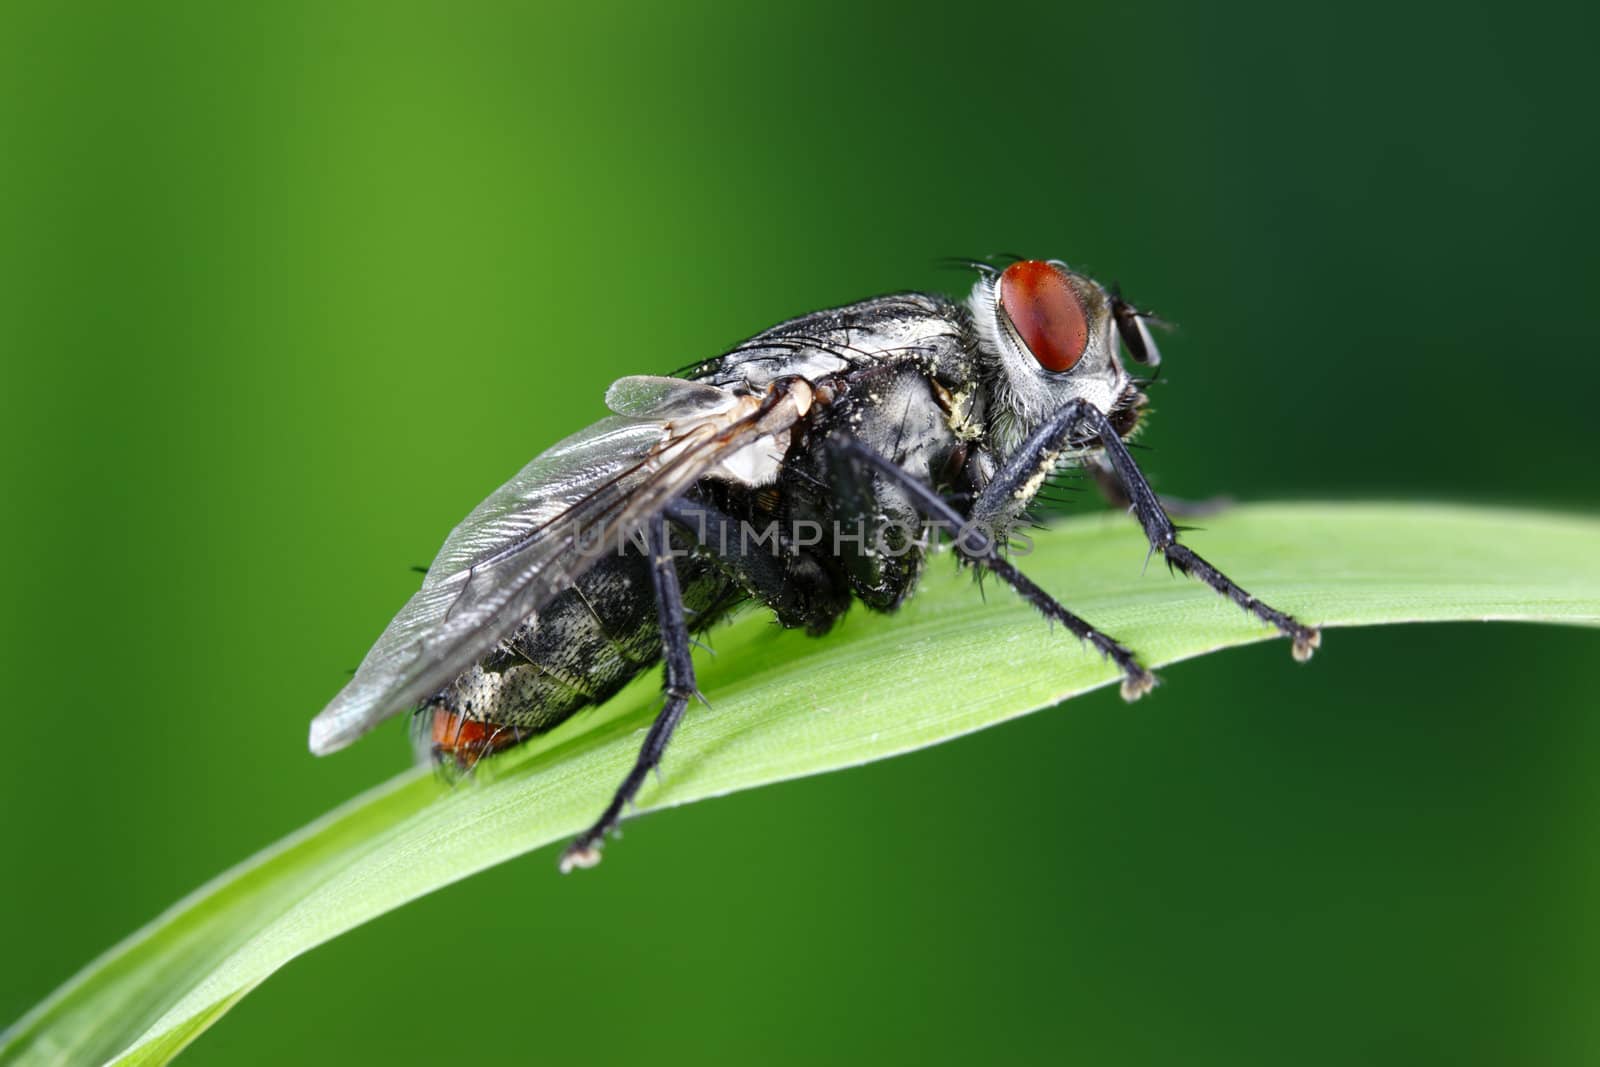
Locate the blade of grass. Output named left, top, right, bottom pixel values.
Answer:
left=5, top=503, right=1598, bottom=1066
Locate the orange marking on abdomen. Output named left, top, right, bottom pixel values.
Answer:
left=430, top=708, right=525, bottom=768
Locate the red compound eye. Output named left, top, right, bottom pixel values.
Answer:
left=998, top=260, right=1088, bottom=373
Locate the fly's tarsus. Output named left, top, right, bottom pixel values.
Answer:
left=1161, top=541, right=1322, bottom=657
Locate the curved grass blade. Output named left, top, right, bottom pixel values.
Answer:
left=5, top=503, right=1598, bottom=1066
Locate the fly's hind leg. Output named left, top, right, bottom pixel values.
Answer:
left=559, top=512, right=699, bottom=873
left=832, top=438, right=1157, bottom=702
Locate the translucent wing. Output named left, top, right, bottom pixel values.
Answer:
left=309, top=379, right=811, bottom=755
left=603, top=375, right=730, bottom=419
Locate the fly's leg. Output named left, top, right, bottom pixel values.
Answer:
left=975, top=400, right=1321, bottom=661
left=833, top=438, right=1157, bottom=701
left=559, top=512, right=698, bottom=873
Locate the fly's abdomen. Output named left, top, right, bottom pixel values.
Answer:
left=424, top=537, right=740, bottom=767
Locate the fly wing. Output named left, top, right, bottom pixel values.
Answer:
left=308, top=379, right=812, bottom=755
left=309, top=415, right=661, bottom=755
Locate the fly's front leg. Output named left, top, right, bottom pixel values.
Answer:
left=976, top=400, right=1321, bottom=661
left=559, top=512, right=699, bottom=873
left=833, top=438, right=1157, bottom=701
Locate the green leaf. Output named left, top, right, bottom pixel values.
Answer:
left=6, top=503, right=1598, bottom=1066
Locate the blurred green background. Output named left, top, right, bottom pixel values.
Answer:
left=3, top=0, right=1597, bottom=1063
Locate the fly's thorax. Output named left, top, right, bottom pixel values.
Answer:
left=773, top=361, right=967, bottom=612
left=967, top=261, right=1138, bottom=456
left=688, top=292, right=980, bottom=399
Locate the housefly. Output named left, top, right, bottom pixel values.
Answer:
left=310, top=258, right=1321, bottom=872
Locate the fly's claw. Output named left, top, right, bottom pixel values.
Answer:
left=559, top=841, right=603, bottom=874
left=1120, top=667, right=1157, bottom=702
left=1291, top=626, right=1323, bottom=663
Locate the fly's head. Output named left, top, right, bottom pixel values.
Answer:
left=967, top=259, right=1160, bottom=454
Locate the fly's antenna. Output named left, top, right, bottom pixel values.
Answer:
left=935, top=253, right=1028, bottom=277
left=937, top=257, right=999, bottom=277
left=1133, top=361, right=1166, bottom=389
